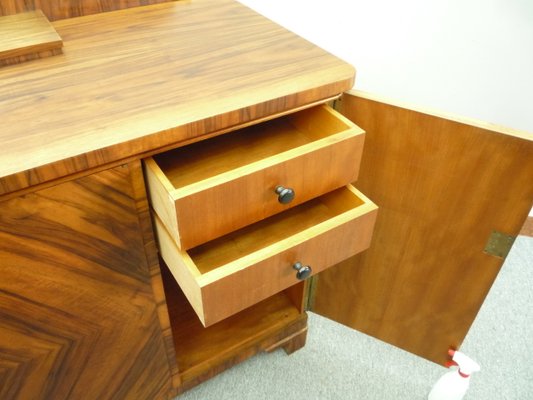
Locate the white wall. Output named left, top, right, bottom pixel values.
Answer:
left=239, top=0, right=533, bottom=216
left=239, top=0, right=533, bottom=134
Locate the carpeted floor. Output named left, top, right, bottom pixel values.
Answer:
left=175, top=236, right=533, bottom=399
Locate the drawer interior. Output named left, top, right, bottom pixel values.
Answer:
left=152, top=105, right=356, bottom=191
left=187, top=185, right=367, bottom=275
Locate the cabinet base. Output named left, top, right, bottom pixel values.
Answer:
left=265, top=327, right=308, bottom=355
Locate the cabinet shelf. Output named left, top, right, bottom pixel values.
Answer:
left=161, top=261, right=307, bottom=387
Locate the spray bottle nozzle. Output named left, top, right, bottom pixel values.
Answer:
left=447, top=349, right=480, bottom=377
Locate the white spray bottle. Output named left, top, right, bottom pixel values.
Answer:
left=428, top=349, right=480, bottom=400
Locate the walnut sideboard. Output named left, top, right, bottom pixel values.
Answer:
left=1, top=1, right=532, bottom=399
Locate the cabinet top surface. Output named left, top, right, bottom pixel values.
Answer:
left=0, top=0, right=354, bottom=195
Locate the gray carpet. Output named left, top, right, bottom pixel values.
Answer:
left=176, top=236, right=533, bottom=399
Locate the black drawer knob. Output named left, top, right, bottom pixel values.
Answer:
left=293, top=262, right=312, bottom=280
left=275, top=185, right=295, bottom=204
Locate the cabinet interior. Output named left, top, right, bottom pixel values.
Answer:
left=160, top=260, right=305, bottom=383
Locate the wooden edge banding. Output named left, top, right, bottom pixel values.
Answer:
left=127, top=160, right=181, bottom=393
left=0, top=47, right=63, bottom=67
left=346, top=90, right=533, bottom=141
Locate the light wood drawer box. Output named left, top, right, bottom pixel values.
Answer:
left=153, top=184, right=378, bottom=327
left=144, top=105, right=365, bottom=250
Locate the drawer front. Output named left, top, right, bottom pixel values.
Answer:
left=145, top=105, right=365, bottom=250
left=154, top=185, right=378, bottom=327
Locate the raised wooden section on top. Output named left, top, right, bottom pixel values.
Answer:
left=0, top=10, right=62, bottom=66
left=0, top=0, right=355, bottom=196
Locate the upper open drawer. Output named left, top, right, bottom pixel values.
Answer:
left=144, top=104, right=365, bottom=250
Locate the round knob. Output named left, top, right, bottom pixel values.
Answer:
left=275, top=185, right=295, bottom=204
left=292, top=262, right=312, bottom=280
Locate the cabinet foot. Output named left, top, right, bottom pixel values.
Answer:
left=265, top=327, right=308, bottom=355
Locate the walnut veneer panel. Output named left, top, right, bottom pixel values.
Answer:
left=0, top=11, right=63, bottom=67
left=0, top=0, right=174, bottom=21
left=313, top=91, right=533, bottom=365
left=0, top=165, right=174, bottom=399
left=0, top=0, right=355, bottom=195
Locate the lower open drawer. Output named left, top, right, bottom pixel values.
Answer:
left=154, top=184, right=377, bottom=327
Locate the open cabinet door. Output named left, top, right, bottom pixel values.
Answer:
left=312, top=90, right=533, bottom=365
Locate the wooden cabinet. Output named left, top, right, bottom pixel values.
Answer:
left=1, top=1, right=532, bottom=399
left=0, top=1, right=357, bottom=397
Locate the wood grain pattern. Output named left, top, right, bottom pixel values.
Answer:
left=0, top=0, right=174, bottom=21
left=161, top=262, right=308, bottom=393
left=0, top=11, right=63, bottom=67
left=0, top=0, right=355, bottom=196
left=156, top=185, right=377, bottom=326
left=146, top=105, right=365, bottom=249
left=313, top=91, right=533, bottom=365
left=0, top=165, right=174, bottom=399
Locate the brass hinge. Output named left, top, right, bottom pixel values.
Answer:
left=304, top=275, right=319, bottom=311
left=331, top=95, right=343, bottom=111
left=484, top=230, right=516, bottom=259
